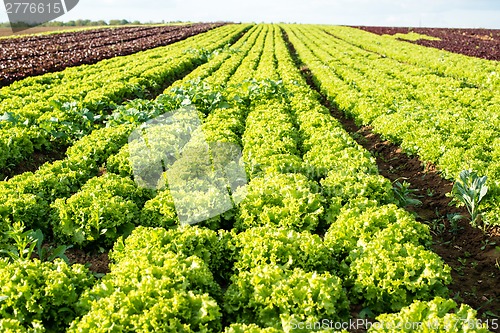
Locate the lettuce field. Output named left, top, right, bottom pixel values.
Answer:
left=0, top=23, right=499, bottom=332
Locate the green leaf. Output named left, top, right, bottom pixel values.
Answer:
left=49, top=99, right=63, bottom=109
left=29, top=229, right=44, bottom=257
left=0, top=112, right=17, bottom=123
left=359, top=307, right=374, bottom=319
left=484, top=310, right=499, bottom=318
left=47, top=245, right=73, bottom=264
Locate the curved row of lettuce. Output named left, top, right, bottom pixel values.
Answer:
left=0, top=124, right=136, bottom=241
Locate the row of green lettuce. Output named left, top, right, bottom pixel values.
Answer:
left=283, top=24, right=500, bottom=226
left=0, top=24, right=493, bottom=332
left=0, top=226, right=489, bottom=332
left=0, top=23, right=251, bottom=176
left=319, top=26, right=499, bottom=90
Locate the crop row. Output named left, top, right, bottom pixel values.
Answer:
left=322, top=26, right=499, bottom=89
left=354, top=26, right=500, bottom=61
left=0, top=23, right=227, bottom=86
left=0, top=24, right=492, bottom=332
left=283, top=24, right=500, bottom=226
left=0, top=24, right=250, bottom=177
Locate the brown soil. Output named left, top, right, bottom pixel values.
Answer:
left=65, top=248, right=110, bottom=274
left=1, top=146, right=67, bottom=180
left=31, top=244, right=110, bottom=274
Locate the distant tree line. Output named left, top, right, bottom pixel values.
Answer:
left=0, top=19, right=180, bottom=28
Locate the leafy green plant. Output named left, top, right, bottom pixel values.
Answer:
left=0, top=318, right=45, bottom=333
left=231, top=226, right=334, bottom=274
left=111, top=225, right=232, bottom=283
left=369, top=297, right=491, bottom=332
left=430, top=218, right=446, bottom=236
left=39, top=101, right=102, bottom=143
left=51, top=173, right=150, bottom=246
left=0, top=222, right=71, bottom=263
left=0, top=222, right=37, bottom=261
left=0, top=258, right=94, bottom=332
left=392, top=179, right=422, bottom=207
left=223, top=265, right=349, bottom=333
left=447, top=213, right=464, bottom=235
left=231, top=79, right=289, bottom=107
left=320, top=172, right=395, bottom=206
left=324, top=203, right=432, bottom=270
left=451, top=170, right=488, bottom=230
left=348, top=239, right=452, bottom=313
left=105, top=99, right=161, bottom=126
left=139, top=189, right=179, bottom=228
left=480, top=239, right=496, bottom=251
left=31, top=229, right=72, bottom=263
left=70, top=252, right=222, bottom=333
left=235, top=173, right=324, bottom=232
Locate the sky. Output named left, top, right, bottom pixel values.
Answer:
left=1, top=0, right=500, bottom=29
